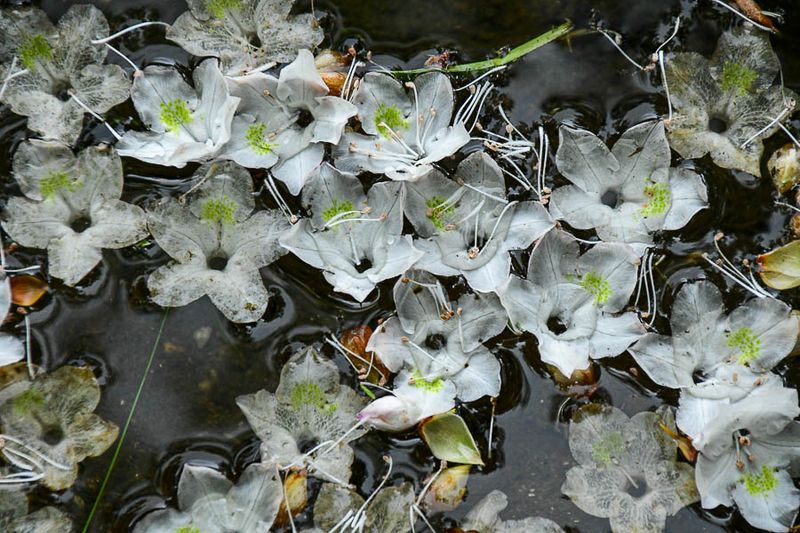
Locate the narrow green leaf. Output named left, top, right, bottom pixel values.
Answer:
left=419, top=412, right=484, bottom=465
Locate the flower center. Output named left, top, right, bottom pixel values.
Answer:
left=708, top=116, right=728, bottom=134
left=70, top=215, right=92, bottom=233
left=41, top=424, right=65, bottom=445
left=322, top=199, right=355, bottom=222
left=160, top=99, right=193, bottom=131
left=354, top=259, right=373, bottom=273
left=426, top=196, right=455, bottom=230
left=411, top=369, right=445, bottom=392
left=600, top=189, right=620, bottom=208
left=207, top=255, right=228, bottom=271
left=296, top=109, right=314, bottom=128
left=546, top=315, right=568, bottom=336
left=424, top=333, right=447, bottom=351
left=18, top=34, right=53, bottom=70
left=626, top=476, right=648, bottom=498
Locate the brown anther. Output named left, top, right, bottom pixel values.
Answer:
left=747, top=453, right=755, bottom=462
left=754, top=378, right=763, bottom=386
left=444, top=223, right=456, bottom=231
left=467, top=247, right=479, bottom=259
left=738, top=436, right=751, bottom=446
left=736, top=459, right=745, bottom=470
left=456, top=307, right=463, bottom=316
left=629, top=367, right=640, bottom=378
left=401, top=277, right=411, bottom=284
left=362, top=206, right=373, bottom=214
left=378, top=213, right=388, bottom=221
left=732, top=372, right=738, bottom=382
left=400, top=336, right=409, bottom=343
left=426, top=208, right=434, bottom=217
left=714, top=231, right=724, bottom=241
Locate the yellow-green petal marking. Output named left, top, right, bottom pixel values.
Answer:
left=207, top=0, right=242, bottom=19
left=411, top=369, right=445, bottom=392
left=740, top=465, right=779, bottom=496
left=40, top=170, right=82, bottom=199
left=580, top=271, right=612, bottom=305
left=726, top=327, right=761, bottom=365
left=19, top=34, right=53, bottom=70
left=200, top=195, right=238, bottom=225
left=639, top=182, right=670, bottom=218
left=245, top=123, right=276, bottom=156
left=721, top=61, right=758, bottom=97
left=426, top=196, right=455, bottom=230
left=375, top=103, right=409, bottom=139
left=160, top=99, right=192, bottom=131
left=591, top=431, right=625, bottom=465
left=290, top=383, right=337, bottom=415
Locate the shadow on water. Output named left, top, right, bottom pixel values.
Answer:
left=1, top=0, right=799, bottom=531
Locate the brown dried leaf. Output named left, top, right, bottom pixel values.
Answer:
left=733, top=0, right=778, bottom=31
left=422, top=465, right=470, bottom=513
left=340, top=326, right=390, bottom=384
left=321, top=72, right=346, bottom=97
left=275, top=469, right=308, bottom=527
left=659, top=422, right=698, bottom=463
left=10, top=275, right=48, bottom=306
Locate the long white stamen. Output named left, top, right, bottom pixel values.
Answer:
left=415, top=463, right=444, bottom=507
left=776, top=201, right=800, bottom=213
left=68, top=93, right=122, bottom=141
left=499, top=165, right=533, bottom=191
left=104, top=42, right=139, bottom=72
left=354, top=456, right=393, bottom=520
left=318, top=419, right=366, bottom=457
left=702, top=253, right=770, bottom=298
left=325, top=217, right=384, bottom=229
left=655, top=17, right=681, bottom=55
left=408, top=82, right=423, bottom=149
left=478, top=200, right=518, bottom=256
left=461, top=183, right=508, bottom=204
left=329, top=509, right=355, bottom=533
left=597, top=29, right=646, bottom=71
left=709, top=0, right=776, bottom=32
left=378, top=121, right=420, bottom=157
left=91, top=21, right=171, bottom=44
left=454, top=65, right=506, bottom=91
left=537, top=126, right=549, bottom=200
left=348, top=146, right=418, bottom=162
left=455, top=199, right=486, bottom=226
left=2, top=435, right=71, bottom=470
left=646, top=252, right=657, bottom=326
left=777, top=123, right=800, bottom=149
left=323, top=210, right=363, bottom=228
left=658, top=51, right=673, bottom=124
left=305, top=457, right=351, bottom=487
left=24, top=316, right=33, bottom=379
left=342, top=59, right=361, bottom=101
left=264, top=174, right=296, bottom=223
left=359, top=382, right=395, bottom=394
left=413, top=505, right=436, bottom=533
left=281, top=439, right=334, bottom=471
left=0, top=57, right=28, bottom=100
left=740, top=106, right=791, bottom=148
left=488, top=396, right=497, bottom=459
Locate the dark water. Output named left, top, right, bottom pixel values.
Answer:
left=1, top=0, right=799, bottom=531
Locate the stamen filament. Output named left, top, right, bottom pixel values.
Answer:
left=478, top=200, right=518, bottom=256
left=68, top=93, right=122, bottom=141
left=91, top=21, right=170, bottom=44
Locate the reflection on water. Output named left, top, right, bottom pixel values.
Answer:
left=1, top=0, right=799, bottom=531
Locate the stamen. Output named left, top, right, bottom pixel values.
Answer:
left=777, top=123, right=800, bottom=149
left=740, top=105, right=792, bottom=148
left=1, top=435, right=71, bottom=470
left=776, top=201, right=800, bottom=213
left=654, top=17, right=681, bottom=56
left=91, top=21, right=170, bottom=44
left=0, top=57, right=28, bottom=100
left=478, top=200, right=518, bottom=256
left=461, top=183, right=508, bottom=204
left=325, top=216, right=385, bottom=229
left=322, top=210, right=364, bottom=228
left=597, top=29, right=646, bottom=71
left=68, top=92, right=122, bottom=141
left=0, top=266, right=39, bottom=274
left=24, top=315, right=33, bottom=380
left=280, top=439, right=334, bottom=471
left=104, top=42, right=139, bottom=72
left=407, top=81, right=423, bottom=149
left=377, top=121, right=420, bottom=157
left=488, top=396, right=497, bottom=459
left=318, top=419, right=366, bottom=457
left=454, top=199, right=486, bottom=226
left=658, top=51, right=673, bottom=124
left=454, top=65, right=506, bottom=91
left=264, top=173, right=297, bottom=224
left=702, top=237, right=771, bottom=298
left=178, top=162, right=218, bottom=204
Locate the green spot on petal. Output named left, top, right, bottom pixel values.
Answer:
left=639, top=182, right=670, bottom=218
left=200, top=196, right=238, bottom=225
left=740, top=464, right=779, bottom=496
left=726, top=326, right=762, bottom=365
left=160, top=99, right=193, bottom=132
left=245, top=123, right=276, bottom=156
left=12, top=388, right=45, bottom=416
left=591, top=431, right=625, bottom=465
left=580, top=271, right=612, bottom=305
left=721, top=61, right=758, bottom=97
left=375, top=103, right=409, bottom=139
left=19, top=34, right=53, bottom=70
left=322, top=199, right=355, bottom=223
left=290, top=383, right=337, bottom=415
left=206, top=0, right=242, bottom=19
left=172, top=527, right=201, bottom=533
left=411, top=369, right=445, bottom=393
left=39, top=170, right=82, bottom=200
left=426, top=196, right=455, bottom=231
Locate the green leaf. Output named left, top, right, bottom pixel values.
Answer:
left=419, top=412, right=484, bottom=465
left=757, top=240, right=800, bottom=290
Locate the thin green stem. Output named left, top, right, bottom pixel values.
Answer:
left=392, top=21, right=573, bottom=75
left=82, top=309, right=170, bottom=533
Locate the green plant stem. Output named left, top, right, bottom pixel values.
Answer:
left=82, top=309, right=170, bottom=533
left=392, top=20, right=573, bottom=75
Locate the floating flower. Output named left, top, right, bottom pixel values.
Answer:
left=279, top=164, right=422, bottom=301
left=117, top=58, right=240, bottom=167
left=223, top=49, right=357, bottom=194
left=629, top=280, right=799, bottom=388
left=1, top=142, right=148, bottom=286
left=677, top=375, right=800, bottom=532
left=409, top=151, right=554, bottom=292
left=457, top=490, right=563, bottom=533
left=497, top=228, right=644, bottom=377
left=146, top=161, right=288, bottom=323
left=166, top=0, right=323, bottom=76
left=665, top=28, right=798, bottom=175
left=365, top=270, right=507, bottom=416
left=561, top=404, right=698, bottom=533
left=550, top=121, right=707, bottom=252
left=0, top=490, right=71, bottom=532
left=0, top=364, right=119, bottom=490
left=133, top=462, right=282, bottom=533
left=0, top=239, right=23, bottom=367
left=333, top=71, right=470, bottom=181
left=0, top=5, right=130, bottom=144
left=236, top=347, right=367, bottom=484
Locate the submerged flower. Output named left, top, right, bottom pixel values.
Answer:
left=0, top=240, right=23, bottom=367
left=629, top=280, right=799, bottom=389
left=117, top=59, right=240, bottom=167
left=0, top=364, right=119, bottom=490
left=167, top=0, right=323, bottom=76
left=550, top=121, right=707, bottom=251
left=365, top=270, right=507, bottom=415
left=236, top=347, right=367, bottom=484
left=409, top=151, right=554, bottom=292
left=0, top=490, right=71, bottom=532
left=497, top=228, right=644, bottom=377
left=458, top=490, right=563, bottom=533
left=333, top=71, right=470, bottom=181
left=0, top=5, right=130, bottom=144
left=1, top=142, right=148, bottom=286
left=665, top=28, right=798, bottom=175
left=312, top=481, right=414, bottom=533
left=561, top=405, right=698, bottom=533
left=279, top=164, right=422, bottom=301
left=146, top=161, right=288, bottom=323
left=133, top=462, right=282, bottom=533
left=223, top=49, right=356, bottom=194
